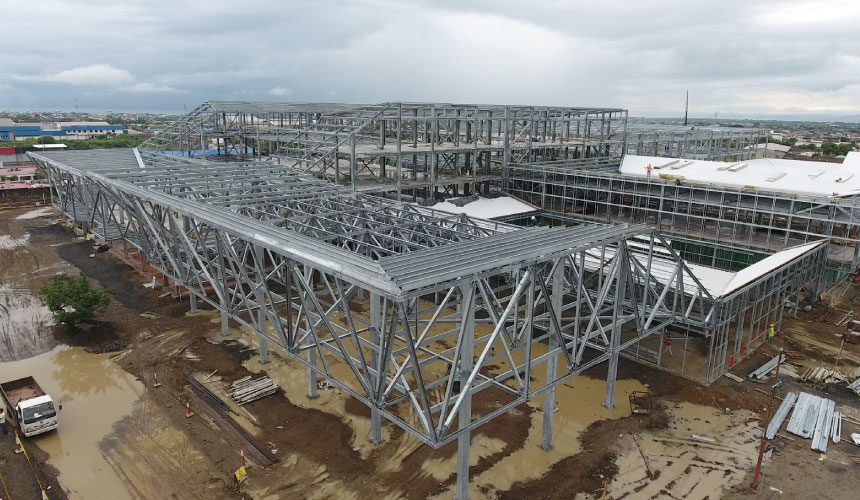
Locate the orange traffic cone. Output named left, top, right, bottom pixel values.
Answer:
left=14, top=430, right=23, bottom=454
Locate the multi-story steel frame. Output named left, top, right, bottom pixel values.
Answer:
left=28, top=146, right=828, bottom=498
left=626, top=124, right=766, bottom=161
left=505, top=159, right=859, bottom=276
left=139, top=101, right=629, bottom=200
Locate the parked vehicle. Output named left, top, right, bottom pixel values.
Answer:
left=0, top=376, right=58, bottom=437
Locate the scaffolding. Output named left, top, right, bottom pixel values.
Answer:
left=29, top=146, right=822, bottom=497
left=139, top=101, right=629, bottom=200
left=505, top=160, right=860, bottom=278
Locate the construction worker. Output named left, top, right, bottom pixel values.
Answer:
left=663, top=336, right=673, bottom=356
left=646, top=164, right=652, bottom=179
left=768, top=323, right=775, bottom=342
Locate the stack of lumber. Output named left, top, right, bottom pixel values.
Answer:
left=229, top=376, right=278, bottom=405
left=800, top=366, right=848, bottom=384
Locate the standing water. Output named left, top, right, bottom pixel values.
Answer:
left=0, top=346, right=144, bottom=499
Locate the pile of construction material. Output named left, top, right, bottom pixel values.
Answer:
left=229, top=376, right=278, bottom=405
left=748, top=353, right=788, bottom=381
left=849, top=377, right=860, bottom=396
left=799, top=366, right=849, bottom=385
left=770, top=392, right=842, bottom=452
left=186, top=375, right=278, bottom=466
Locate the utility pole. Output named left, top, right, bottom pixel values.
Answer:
left=683, top=91, right=688, bottom=126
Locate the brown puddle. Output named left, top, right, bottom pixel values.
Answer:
left=593, top=402, right=759, bottom=500
left=228, top=304, right=651, bottom=499
left=0, top=345, right=145, bottom=499
left=431, top=376, right=647, bottom=499
left=0, top=285, right=57, bottom=361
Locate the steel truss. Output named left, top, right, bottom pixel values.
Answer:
left=31, top=148, right=743, bottom=497
left=139, top=101, right=629, bottom=199
left=505, top=162, right=860, bottom=273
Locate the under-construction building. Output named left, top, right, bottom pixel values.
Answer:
left=28, top=100, right=833, bottom=498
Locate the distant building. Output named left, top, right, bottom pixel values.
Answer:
left=744, top=142, right=791, bottom=159
left=0, top=165, right=37, bottom=182
left=0, top=120, right=126, bottom=141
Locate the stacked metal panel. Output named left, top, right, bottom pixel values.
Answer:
left=766, top=392, right=798, bottom=439
left=812, top=399, right=836, bottom=452
left=785, top=392, right=842, bottom=452
left=749, top=353, right=788, bottom=380
left=832, top=412, right=842, bottom=444
left=786, top=392, right=823, bottom=439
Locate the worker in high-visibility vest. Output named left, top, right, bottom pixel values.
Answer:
left=646, top=164, right=653, bottom=179
left=663, top=336, right=673, bottom=356
left=768, top=323, right=775, bottom=342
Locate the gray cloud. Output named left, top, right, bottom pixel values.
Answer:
left=0, top=0, right=858, bottom=118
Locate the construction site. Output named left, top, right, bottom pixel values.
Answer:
left=1, top=100, right=859, bottom=500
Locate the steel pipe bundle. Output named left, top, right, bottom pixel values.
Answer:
left=229, top=376, right=279, bottom=405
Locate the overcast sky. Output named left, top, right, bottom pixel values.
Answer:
left=1, top=0, right=859, bottom=119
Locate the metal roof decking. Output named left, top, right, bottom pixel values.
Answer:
left=31, top=148, right=631, bottom=297
left=379, top=224, right=643, bottom=293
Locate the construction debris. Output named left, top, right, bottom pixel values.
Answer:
left=800, top=366, right=848, bottom=385
left=631, top=435, right=654, bottom=480
left=766, top=392, right=798, bottom=439
left=723, top=372, right=744, bottom=383
left=691, top=434, right=715, bottom=443
left=849, top=377, right=860, bottom=396
left=229, top=376, right=278, bottom=405
left=749, top=354, right=788, bottom=381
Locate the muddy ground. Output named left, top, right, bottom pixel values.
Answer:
left=1, top=205, right=859, bottom=499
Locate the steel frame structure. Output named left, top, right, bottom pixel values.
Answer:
left=625, top=124, right=767, bottom=161
left=505, top=161, right=860, bottom=275
left=30, top=147, right=752, bottom=498
left=620, top=238, right=827, bottom=383
left=139, top=101, right=629, bottom=200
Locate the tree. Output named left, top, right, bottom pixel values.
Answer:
left=820, top=142, right=852, bottom=156
left=39, top=273, right=110, bottom=326
left=36, top=136, right=56, bottom=144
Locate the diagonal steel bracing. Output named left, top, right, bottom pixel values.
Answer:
left=31, top=147, right=730, bottom=498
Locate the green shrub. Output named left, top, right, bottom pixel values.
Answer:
left=39, top=273, right=110, bottom=326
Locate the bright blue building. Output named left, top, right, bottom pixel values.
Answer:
left=0, top=123, right=125, bottom=141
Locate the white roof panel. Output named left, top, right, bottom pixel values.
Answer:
left=721, top=241, right=825, bottom=295
left=586, top=240, right=823, bottom=299
left=428, top=196, right=538, bottom=219
left=621, top=155, right=860, bottom=197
